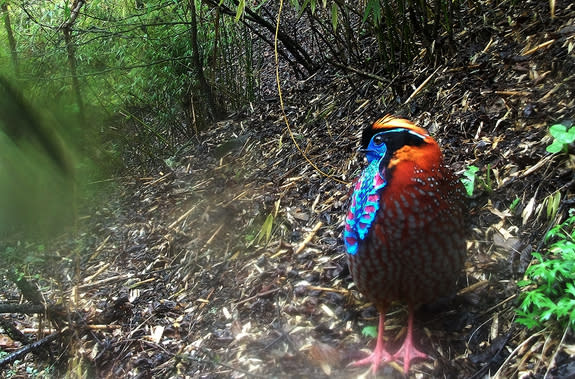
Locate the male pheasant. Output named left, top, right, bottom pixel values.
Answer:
left=344, top=115, right=467, bottom=374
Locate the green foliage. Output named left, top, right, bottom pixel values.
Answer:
left=484, top=163, right=493, bottom=192
left=0, top=0, right=467, bottom=172
left=235, top=0, right=246, bottom=22
left=0, top=0, right=257, bottom=168
left=1, top=242, right=46, bottom=270
left=534, top=192, right=562, bottom=222
left=0, top=78, right=82, bottom=238
left=461, top=164, right=494, bottom=196
left=246, top=200, right=281, bottom=245
left=289, top=0, right=457, bottom=74
left=509, top=197, right=521, bottom=212
left=0, top=357, right=53, bottom=378
left=330, top=3, right=338, bottom=32
left=244, top=213, right=273, bottom=244
left=462, top=165, right=479, bottom=196
left=545, top=192, right=562, bottom=221
left=546, top=123, right=575, bottom=153
left=361, top=325, right=378, bottom=338
left=516, top=210, right=575, bottom=330
left=362, top=0, right=382, bottom=25
left=256, top=212, right=275, bottom=244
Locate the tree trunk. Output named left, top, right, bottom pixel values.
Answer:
left=2, top=3, right=19, bottom=77
left=188, top=0, right=223, bottom=126
left=61, top=0, right=86, bottom=122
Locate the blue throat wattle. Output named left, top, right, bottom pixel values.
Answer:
left=344, top=158, right=387, bottom=255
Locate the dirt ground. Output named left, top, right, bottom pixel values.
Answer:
left=2, top=1, right=574, bottom=378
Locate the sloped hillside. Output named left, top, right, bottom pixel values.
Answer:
left=2, top=1, right=574, bottom=378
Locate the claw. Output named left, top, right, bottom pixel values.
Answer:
left=349, top=312, right=392, bottom=374
left=350, top=305, right=430, bottom=374
left=393, top=304, right=429, bottom=373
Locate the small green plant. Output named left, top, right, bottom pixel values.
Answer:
left=516, top=209, right=575, bottom=330
left=248, top=200, right=280, bottom=246
left=361, top=325, right=378, bottom=338
left=483, top=163, right=493, bottom=193
left=509, top=197, right=521, bottom=212
left=461, top=165, right=479, bottom=196
left=461, top=164, right=493, bottom=196
left=255, top=212, right=274, bottom=244
left=546, top=123, right=575, bottom=153
left=543, top=192, right=562, bottom=221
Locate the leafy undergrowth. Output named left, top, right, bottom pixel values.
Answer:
left=546, top=123, right=575, bottom=154
left=517, top=211, right=575, bottom=330
left=2, top=1, right=575, bottom=378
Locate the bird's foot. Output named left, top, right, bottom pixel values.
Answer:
left=393, top=338, right=428, bottom=373
left=350, top=347, right=393, bottom=374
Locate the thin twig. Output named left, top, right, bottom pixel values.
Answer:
left=77, top=273, right=133, bottom=290
left=168, top=204, right=199, bottom=229
left=522, top=39, right=555, bottom=56
left=457, top=279, right=489, bottom=295
left=295, top=221, right=323, bottom=254
left=544, top=324, right=570, bottom=379
left=331, top=61, right=390, bottom=83
left=234, top=288, right=281, bottom=306
left=404, top=66, right=442, bottom=104
left=306, top=285, right=348, bottom=294
left=492, top=329, right=546, bottom=379
left=204, top=223, right=224, bottom=247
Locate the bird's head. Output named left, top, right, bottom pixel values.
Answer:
left=360, top=115, right=441, bottom=174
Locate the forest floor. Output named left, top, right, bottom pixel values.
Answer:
left=3, top=1, right=575, bottom=378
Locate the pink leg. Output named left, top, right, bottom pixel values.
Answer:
left=393, top=304, right=428, bottom=373
left=350, top=311, right=392, bottom=374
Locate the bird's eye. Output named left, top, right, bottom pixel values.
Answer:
left=373, top=134, right=385, bottom=146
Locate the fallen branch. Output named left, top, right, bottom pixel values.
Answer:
left=0, top=332, right=61, bottom=370
left=0, top=303, right=45, bottom=314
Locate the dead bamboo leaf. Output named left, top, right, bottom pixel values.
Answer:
left=150, top=325, right=164, bottom=344
left=522, top=196, right=536, bottom=225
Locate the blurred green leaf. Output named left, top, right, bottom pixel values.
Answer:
left=361, top=325, right=377, bottom=338
left=331, top=3, right=338, bottom=32
left=235, top=0, right=245, bottom=22
left=362, top=0, right=381, bottom=24
left=546, top=124, right=575, bottom=153
left=256, top=213, right=274, bottom=244
left=461, top=165, right=479, bottom=196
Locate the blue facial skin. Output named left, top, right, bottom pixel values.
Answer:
left=362, top=132, right=388, bottom=164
